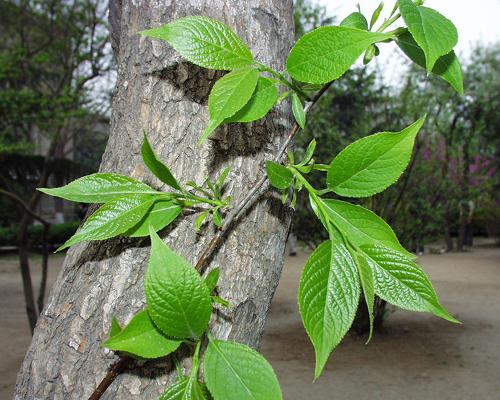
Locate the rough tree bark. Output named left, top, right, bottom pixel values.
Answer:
left=16, top=0, right=294, bottom=398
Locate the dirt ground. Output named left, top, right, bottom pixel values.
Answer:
left=1, top=244, right=499, bottom=400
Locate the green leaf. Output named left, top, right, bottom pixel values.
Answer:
left=204, top=267, right=220, bottom=293
left=145, top=228, right=212, bottom=339
left=369, top=2, right=384, bottom=29
left=286, top=27, right=392, bottom=84
left=212, top=209, right=223, bottom=228
left=141, top=16, right=253, bottom=70
left=103, top=310, right=181, bottom=359
left=362, top=245, right=458, bottom=323
left=298, top=237, right=360, bottom=379
left=397, top=31, right=463, bottom=95
left=142, top=134, right=182, bottom=191
left=327, top=116, right=425, bottom=197
left=126, top=200, right=182, bottom=237
left=204, top=339, right=282, bottom=400
left=340, top=12, right=368, bottom=30
left=195, top=211, right=209, bottom=231
left=355, top=254, right=375, bottom=343
left=215, top=167, right=231, bottom=191
left=58, top=195, right=156, bottom=250
left=225, top=77, right=278, bottom=123
left=398, top=0, right=458, bottom=71
left=315, top=198, right=414, bottom=259
left=265, top=161, right=294, bottom=190
left=212, top=295, right=230, bottom=308
left=39, top=173, right=159, bottom=203
left=202, top=66, right=260, bottom=143
left=109, top=317, right=122, bottom=338
left=300, top=139, right=316, bottom=166
left=291, top=93, right=306, bottom=129
left=160, top=376, right=212, bottom=400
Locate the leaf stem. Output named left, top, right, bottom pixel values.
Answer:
left=256, top=62, right=313, bottom=101
left=376, top=12, right=401, bottom=32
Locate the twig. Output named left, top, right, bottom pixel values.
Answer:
left=88, top=79, right=334, bottom=399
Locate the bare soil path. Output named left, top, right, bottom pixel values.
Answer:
left=1, top=244, right=499, bottom=399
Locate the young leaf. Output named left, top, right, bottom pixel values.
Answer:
left=202, top=66, right=260, bottom=143
left=58, top=195, right=156, bottom=250
left=300, top=139, right=316, bottom=166
left=398, top=0, right=458, bottom=71
left=204, top=339, right=282, bottom=400
left=265, top=161, right=294, bottom=190
left=126, top=200, right=182, bottom=237
left=397, top=31, right=463, bottom=95
left=215, top=167, right=231, bottom=191
left=141, top=16, right=253, bottom=70
left=316, top=198, right=414, bottom=259
left=340, top=12, right=368, bottom=30
left=298, top=237, right=360, bottom=379
left=286, top=27, right=392, bottom=84
left=109, top=317, right=122, bottom=338
left=362, top=245, right=459, bottom=323
left=204, top=267, right=220, bottom=293
left=291, top=93, right=306, bottom=129
left=39, top=173, right=159, bottom=203
left=103, top=310, right=181, bottom=359
left=212, top=295, right=230, bottom=308
left=142, top=134, right=182, bottom=191
left=212, top=209, right=223, bottom=228
left=145, top=228, right=212, bottom=339
left=355, top=254, right=375, bottom=343
left=369, top=2, right=384, bottom=29
left=327, top=116, right=426, bottom=197
left=195, top=210, right=209, bottom=231
left=225, top=77, right=278, bottom=123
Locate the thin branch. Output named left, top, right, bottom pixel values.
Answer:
left=0, top=189, right=50, bottom=227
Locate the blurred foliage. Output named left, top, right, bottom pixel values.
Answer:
left=0, top=221, right=80, bottom=248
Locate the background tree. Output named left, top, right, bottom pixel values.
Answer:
left=16, top=0, right=296, bottom=398
left=0, top=0, right=111, bottom=332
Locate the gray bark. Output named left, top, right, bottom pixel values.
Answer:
left=15, top=0, right=294, bottom=398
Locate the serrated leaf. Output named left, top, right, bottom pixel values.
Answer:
left=355, top=254, right=375, bottom=343
left=398, top=0, right=458, bottom=71
left=287, top=27, right=392, bottom=84
left=397, top=31, right=463, bottom=95
left=142, top=134, right=182, bottom=191
left=103, top=310, right=181, bottom=359
left=204, top=267, right=220, bottom=293
left=204, top=339, right=282, bottom=400
left=202, top=66, right=260, bottom=144
left=39, top=173, right=159, bottom=203
left=362, top=245, right=458, bottom=323
left=291, top=93, right=306, bottom=129
left=316, top=198, right=414, bottom=259
left=141, top=16, right=253, bottom=70
left=58, top=195, right=156, bottom=250
left=265, top=161, right=294, bottom=190
left=225, top=77, right=278, bottom=123
left=160, top=376, right=212, bottom=400
left=145, top=228, right=212, bottom=339
left=340, top=12, right=368, bottom=30
left=298, top=237, right=360, bottom=379
left=126, top=200, right=182, bottom=237
left=369, top=2, right=384, bottom=29
left=327, top=117, right=425, bottom=197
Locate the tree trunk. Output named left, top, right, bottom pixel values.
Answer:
left=15, top=1, right=294, bottom=398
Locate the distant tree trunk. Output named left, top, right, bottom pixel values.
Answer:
left=16, top=1, right=294, bottom=398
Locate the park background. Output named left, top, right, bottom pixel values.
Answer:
left=1, top=0, right=499, bottom=399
